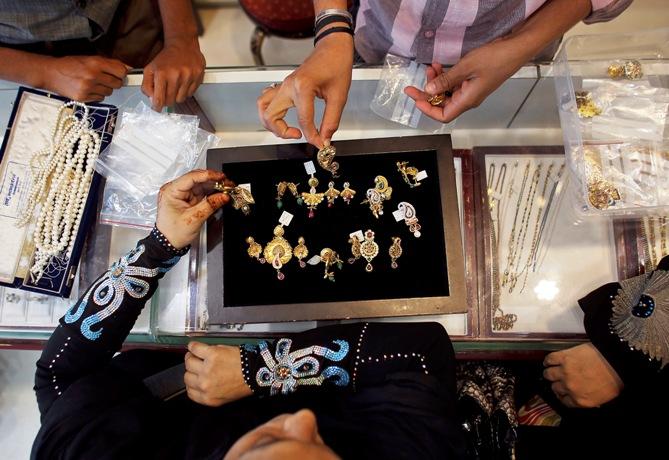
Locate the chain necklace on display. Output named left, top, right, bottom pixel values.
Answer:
left=502, top=162, right=530, bottom=287
left=506, top=163, right=542, bottom=293
left=488, top=161, right=517, bottom=331
left=17, top=102, right=100, bottom=282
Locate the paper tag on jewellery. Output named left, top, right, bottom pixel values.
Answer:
left=279, top=211, right=293, bottom=227
left=416, top=170, right=428, bottom=181
left=304, top=161, right=316, bottom=175
left=393, top=210, right=405, bottom=222
left=239, top=183, right=252, bottom=192
left=307, top=255, right=321, bottom=265
left=349, top=230, right=364, bottom=242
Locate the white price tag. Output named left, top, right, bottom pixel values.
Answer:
left=304, top=161, right=316, bottom=175
left=239, top=183, right=252, bottom=192
left=307, top=255, right=321, bottom=265
left=278, top=211, right=294, bottom=227
left=349, top=230, right=364, bottom=242
left=416, top=170, right=428, bottom=181
left=393, top=210, right=404, bottom=222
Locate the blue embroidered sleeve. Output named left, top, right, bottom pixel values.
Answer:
left=34, top=232, right=184, bottom=416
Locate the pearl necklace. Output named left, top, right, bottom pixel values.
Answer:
left=17, top=102, right=101, bottom=283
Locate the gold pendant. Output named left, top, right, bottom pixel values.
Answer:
left=293, top=236, right=309, bottom=268
left=388, top=237, right=402, bottom=269
left=360, top=229, right=379, bottom=272
left=320, top=248, right=343, bottom=282
left=263, top=225, right=293, bottom=280
left=340, top=181, right=356, bottom=205
left=397, top=161, right=422, bottom=188
left=300, top=175, right=325, bottom=219
left=317, top=144, right=340, bottom=177
left=361, top=175, right=392, bottom=218
left=324, top=181, right=340, bottom=207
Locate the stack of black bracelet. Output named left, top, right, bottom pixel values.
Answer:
left=313, top=8, right=354, bottom=46
left=151, top=224, right=190, bottom=257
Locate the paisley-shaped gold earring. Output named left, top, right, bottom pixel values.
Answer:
left=361, top=176, right=392, bottom=218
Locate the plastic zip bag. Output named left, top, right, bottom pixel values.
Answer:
left=370, top=54, right=453, bottom=133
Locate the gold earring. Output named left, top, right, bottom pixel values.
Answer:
left=397, top=202, right=422, bottom=238
left=361, top=175, right=392, bottom=218
left=389, top=237, right=402, bottom=269
left=320, top=248, right=343, bottom=282
left=397, top=161, right=422, bottom=188
left=293, top=237, right=309, bottom=268
left=324, top=181, right=340, bottom=207
left=317, top=144, right=339, bottom=177
left=348, top=235, right=361, bottom=264
left=340, top=182, right=356, bottom=205
left=263, top=225, right=293, bottom=280
left=300, top=175, right=325, bottom=219
left=276, top=182, right=299, bottom=209
left=575, top=91, right=601, bottom=118
left=246, top=236, right=265, bottom=263
left=360, top=229, right=379, bottom=272
left=215, top=183, right=255, bottom=215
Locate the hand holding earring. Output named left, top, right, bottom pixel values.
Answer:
left=317, top=144, right=340, bottom=177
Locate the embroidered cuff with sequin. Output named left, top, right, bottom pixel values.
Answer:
left=240, top=338, right=351, bottom=396
left=151, top=225, right=190, bottom=256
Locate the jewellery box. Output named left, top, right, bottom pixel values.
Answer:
left=0, top=87, right=117, bottom=297
left=206, top=135, right=466, bottom=324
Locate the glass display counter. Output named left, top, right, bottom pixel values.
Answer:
left=1, top=61, right=665, bottom=356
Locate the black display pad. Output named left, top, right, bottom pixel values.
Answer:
left=221, top=149, right=449, bottom=308
left=206, top=136, right=466, bottom=324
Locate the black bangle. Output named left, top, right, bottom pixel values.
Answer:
left=314, top=14, right=353, bottom=36
left=314, top=26, right=354, bottom=46
left=151, top=225, right=190, bottom=256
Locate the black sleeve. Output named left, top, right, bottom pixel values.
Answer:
left=34, top=232, right=185, bottom=418
left=579, top=256, right=669, bottom=390
left=239, top=321, right=456, bottom=397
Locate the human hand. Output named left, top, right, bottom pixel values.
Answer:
left=142, top=37, right=205, bottom=111
left=155, top=169, right=232, bottom=249
left=404, top=37, right=529, bottom=123
left=45, top=55, right=128, bottom=102
left=257, top=32, right=353, bottom=149
left=184, top=341, right=252, bottom=407
left=543, top=342, right=624, bottom=408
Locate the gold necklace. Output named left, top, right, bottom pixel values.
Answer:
left=507, top=163, right=543, bottom=292
left=518, top=163, right=554, bottom=293
left=502, top=162, right=531, bottom=287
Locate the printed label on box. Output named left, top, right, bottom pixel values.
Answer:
left=0, top=161, right=29, bottom=219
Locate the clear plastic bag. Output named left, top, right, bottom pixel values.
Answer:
left=98, top=112, right=222, bottom=229
left=95, top=102, right=202, bottom=199
left=370, top=54, right=452, bottom=133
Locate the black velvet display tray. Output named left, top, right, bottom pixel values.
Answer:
left=221, top=149, right=448, bottom=307
left=206, top=136, right=466, bottom=324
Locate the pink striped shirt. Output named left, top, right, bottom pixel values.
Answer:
left=355, top=0, right=632, bottom=64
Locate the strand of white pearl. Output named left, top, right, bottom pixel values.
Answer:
left=27, top=102, right=101, bottom=283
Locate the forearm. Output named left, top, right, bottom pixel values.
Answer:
left=0, top=48, right=51, bottom=88
left=157, top=0, right=199, bottom=43
left=34, top=232, right=184, bottom=416
left=240, top=322, right=456, bottom=396
left=506, top=0, right=591, bottom=61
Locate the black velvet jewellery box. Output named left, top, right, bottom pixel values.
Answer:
left=206, top=135, right=466, bottom=325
